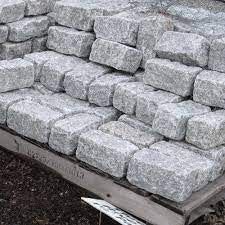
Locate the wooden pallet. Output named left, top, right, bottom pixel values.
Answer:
left=0, top=126, right=225, bottom=225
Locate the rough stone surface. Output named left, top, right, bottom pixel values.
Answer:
left=47, top=26, right=95, bottom=57
left=144, top=58, right=202, bottom=97
left=40, top=55, right=86, bottom=92
left=99, top=121, right=163, bottom=148
left=24, top=51, right=61, bottom=81
left=32, top=82, right=54, bottom=95
left=113, top=82, right=155, bottom=115
left=208, top=38, right=225, bottom=73
left=8, top=16, right=50, bottom=42
left=137, top=15, right=174, bottom=68
left=154, top=31, right=210, bottom=67
left=0, top=25, right=8, bottom=44
left=94, top=15, right=139, bottom=46
left=193, top=70, right=225, bottom=109
left=0, top=58, right=34, bottom=93
left=136, top=90, right=183, bottom=125
left=152, top=100, right=211, bottom=140
left=88, top=72, right=134, bottom=106
left=0, top=0, right=25, bottom=23
left=127, top=142, right=217, bottom=202
left=0, top=88, right=40, bottom=124
left=49, top=113, right=103, bottom=155
left=186, top=110, right=225, bottom=150
left=134, top=70, right=144, bottom=82
left=7, top=100, right=63, bottom=143
left=47, top=12, right=56, bottom=25
left=32, top=36, right=48, bottom=52
left=90, top=39, right=142, bottom=73
left=76, top=130, right=138, bottom=178
left=54, top=0, right=131, bottom=31
left=24, top=0, right=50, bottom=16
left=0, top=41, right=32, bottom=60
left=64, top=62, right=111, bottom=100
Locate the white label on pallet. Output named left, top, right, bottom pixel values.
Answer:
left=81, top=197, right=145, bottom=225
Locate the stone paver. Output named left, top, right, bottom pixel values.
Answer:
left=24, top=0, right=50, bottom=16
left=32, top=36, right=48, bottom=52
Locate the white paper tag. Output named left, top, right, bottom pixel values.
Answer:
left=81, top=198, right=145, bottom=225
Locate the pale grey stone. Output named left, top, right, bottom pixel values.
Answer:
left=0, top=26, right=8, bottom=44
left=99, top=121, right=163, bottom=149
left=47, top=12, right=56, bottom=25
left=137, top=15, right=174, bottom=68
left=113, top=82, right=155, bottom=114
left=154, top=31, right=210, bottom=67
left=88, top=72, right=135, bottom=106
left=193, top=70, right=225, bottom=109
left=90, top=39, right=142, bottom=73
left=152, top=100, right=211, bottom=140
left=64, top=62, right=111, bottom=100
left=47, top=26, right=95, bottom=57
left=136, top=90, right=183, bottom=125
left=32, top=36, right=47, bottom=52
left=76, top=130, right=138, bottom=178
left=134, top=70, right=144, bottom=82
left=0, top=41, right=32, bottom=60
left=54, top=0, right=131, bottom=31
left=0, top=88, right=40, bottom=124
left=208, top=38, right=225, bottom=73
left=0, top=0, right=25, bottom=23
left=40, top=55, right=86, bottom=92
left=49, top=0, right=60, bottom=11
left=49, top=113, right=102, bottom=155
left=24, top=0, right=50, bottom=16
left=127, top=142, right=217, bottom=202
left=24, top=51, right=61, bottom=81
left=94, top=15, right=139, bottom=46
left=32, top=82, right=54, bottom=95
left=186, top=110, right=225, bottom=150
left=0, top=58, right=34, bottom=93
left=7, top=100, right=63, bottom=143
left=8, top=16, right=50, bottom=42
left=144, top=58, right=202, bottom=97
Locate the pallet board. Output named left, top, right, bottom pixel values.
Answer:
left=0, top=127, right=225, bottom=225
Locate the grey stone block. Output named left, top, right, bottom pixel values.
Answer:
left=154, top=31, right=210, bottom=67
left=94, top=15, right=139, bottom=46
left=54, top=0, right=131, bottom=31
left=0, top=41, right=32, bottom=60
left=7, top=100, right=63, bottom=143
left=49, top=113, right=102, bottom=155
left=24, top=0, right=50, bottom=16
left=8, top=16, right=50, bottom=42
left=47, top=12, right=56, bottom=25
left=99, top=121, right=163, bottom=149
left=208, top=38, right=225, bottom=73
left=152, top=100, right=211, bottom=140
left=0, top=58, right=34, bottom=93
left=32, top=36, right=47, bottom=52
left=76, top=130, right=138, bottom=178
left=47, top=26, right=95, bottom=57
left=127, top=142, right=217, bottom=202
left=0, top=88, right=40, bottom=124
left=64, top=62, right=111, bottom=100
left=90, top=39, right=142, bottom=73
left=136, top=90, right=183, bottom=125
left=24, top=51, right=61, bottom=81
left=113, top=82, right=155, bottom=114
left=88, top=72, right=134, bottom=106
left=32, top=82, right=54, bottom=96
left=144, top=58, right=202, bottom=97
left=137, top=15, right=174, bottom=68
left=186, top=110, right=225, bottom=150
left=0, top=25, right=8, bottom=44
left=0, top=0, right=25, bottom=23
left=193, top=70, right=225, bottom=109
left=134, top=70, right=144, bottom=82
left=40, top=55, right=86, bottom=92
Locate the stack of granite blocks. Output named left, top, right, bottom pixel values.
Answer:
left=0, top=0, right=55, bottom=60
left=1, top=0, right=225, bottom=204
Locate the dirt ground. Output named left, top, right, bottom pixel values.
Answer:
left=0, top=148, right=224, bottom=225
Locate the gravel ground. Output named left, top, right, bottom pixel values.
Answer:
left=0, top=147, right=224, bottom=225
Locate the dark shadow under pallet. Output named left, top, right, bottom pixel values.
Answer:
left=0, top=126, right=224, bottom=225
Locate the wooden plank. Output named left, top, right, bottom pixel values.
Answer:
left=0, top=128, right=185, bottom=225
